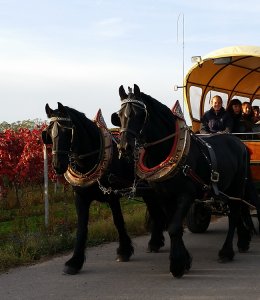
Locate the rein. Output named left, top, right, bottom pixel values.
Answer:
left=142, top=132, right=178, bottom=148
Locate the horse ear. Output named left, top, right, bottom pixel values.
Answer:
left=57, top=102, right=69, bottom=116
left=119, top=85, right=127, bottom=100
left=45, top=104, right=53, bottom=118
left=111, top=112, right=121, bottom=127
left=41, top=129, right=52, bottom=145
left=58, top=102, right=65, bottom=111
left=134, top=84, right=141, bottom=98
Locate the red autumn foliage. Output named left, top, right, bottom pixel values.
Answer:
left=0, top=124, right=57, bottom=192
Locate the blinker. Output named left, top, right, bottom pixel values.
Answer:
left=41, top=129, right=52, bottom=144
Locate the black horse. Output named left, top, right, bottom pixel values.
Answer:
left=112, top=84, right=255, bottom=278
left=42, top=102, right=165, bottom=275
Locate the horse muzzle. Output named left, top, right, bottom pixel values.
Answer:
left=117, top=140, right=135, bottom=159
left=52, top=153, right=69, bottom=175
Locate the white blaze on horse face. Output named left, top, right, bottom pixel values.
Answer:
left=124, top=103, right=131, bottom=118
left=52, top=122, right=59, bottom=138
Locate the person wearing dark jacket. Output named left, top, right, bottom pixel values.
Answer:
left=226, top=98, right=244, bottom=133
left=241, top=101, right=255, bottom=132
left=200, top=95, right=233, bottom=134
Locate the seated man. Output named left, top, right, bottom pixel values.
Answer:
left=200, top=95, right=233, bottom=134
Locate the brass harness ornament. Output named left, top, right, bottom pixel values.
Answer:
left=64, top=110, right=113, bottom=187
left=136, top=118, right=190, bottom=182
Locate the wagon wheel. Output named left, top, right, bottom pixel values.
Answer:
left=186, top=202, right=211, bottom=233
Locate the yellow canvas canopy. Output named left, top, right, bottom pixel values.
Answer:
left=184, top=45, right=260, bottom=132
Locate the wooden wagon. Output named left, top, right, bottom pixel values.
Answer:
left=178, top=45, right=260, bottom=232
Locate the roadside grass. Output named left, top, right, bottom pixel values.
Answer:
left=0, top=191, right=148, bottom=273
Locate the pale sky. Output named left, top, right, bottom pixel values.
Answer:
left=0, top=0, right=259, bottom=125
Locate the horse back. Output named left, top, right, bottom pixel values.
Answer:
left=201, top=134, right=248, bottom=191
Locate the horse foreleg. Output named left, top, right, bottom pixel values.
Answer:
left=143, top=196, right=166, bottom=253
left=168, top=193, right=193, bottom=278
left=108, top=196, right=134, bottom=262
left=64, top=192, right=91, bottom=275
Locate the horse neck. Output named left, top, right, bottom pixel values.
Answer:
left=141, top=103, right=176, bottom=166
left=72, top=118, right=101, bottom=171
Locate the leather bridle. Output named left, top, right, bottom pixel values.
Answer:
left=119, top=99, right=178, bottom=149
left=119, top=99, right=148, bottom=138
left=49, top=117, right=74, bottom=156
left=48, top=116, right=100, bottom=160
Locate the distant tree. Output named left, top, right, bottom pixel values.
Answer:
left=0, top=119, right=47, bottom=131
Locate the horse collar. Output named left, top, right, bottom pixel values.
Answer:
left=64, top=120, right=113, bottom=187
left=136, top=118, right=190, bottom=182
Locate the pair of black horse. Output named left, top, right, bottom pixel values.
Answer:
left=42, top=84, right=259, bottom=278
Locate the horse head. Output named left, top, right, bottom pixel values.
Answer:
left=42, top=102, right=74, bottom=175
left=111, top=84, right=147, bottom=158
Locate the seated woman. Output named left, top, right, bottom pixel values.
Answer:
left=226, top=98, right=243, bottom=133
left=241, top=102, right=255, bottom=132
left=200, top=95, right=233, bottom=134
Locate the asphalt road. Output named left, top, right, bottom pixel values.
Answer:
left=1, top=217, right=260, bottom=300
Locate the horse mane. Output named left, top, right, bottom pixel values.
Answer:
left=140, top=92, right=176, bottom=127
left=63, top=106, right=99, bottom=141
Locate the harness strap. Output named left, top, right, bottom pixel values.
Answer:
left=191, top=133, right=220, bottom=195
left=143, top=132, right=178, bottom=148
left=182, top=165, right=256, bottom=209
left=182, top=165, right=209, bottom=191
left=219, top=191, right=256, bottom=209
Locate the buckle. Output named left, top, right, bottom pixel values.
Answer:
left=182, top=165, right=190, bottom=176
left=211, top=171, right=219, bottom=182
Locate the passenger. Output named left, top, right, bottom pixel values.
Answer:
left=252, top=106, right=260, bottom=123
left=241, top=102, right=254, bottom=132
left=226, top=98, right=243, bottom=133
left=200, top=95, right=233, bottom=134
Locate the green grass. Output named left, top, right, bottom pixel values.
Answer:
left=0, top=196, right=148, bottom=273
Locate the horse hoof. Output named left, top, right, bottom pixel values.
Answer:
left=63, top=265, right=80, bottom=275
left=116, top=255, right=130, bottom=262
left=238, top=247, right=249, bottom=253
left=171, top=270, right=185, bottom=278
left=218, top=249, right=234, bottom=262
left=170, top=262, right=186, bottom=278
left=185, top=255, right=193, bottom=272
left=218, top=256, right=233, bottom=263
left=146, top=245, right=160, bottom=253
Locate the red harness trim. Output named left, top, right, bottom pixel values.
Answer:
left=138, top=121, right=180, bottom=172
